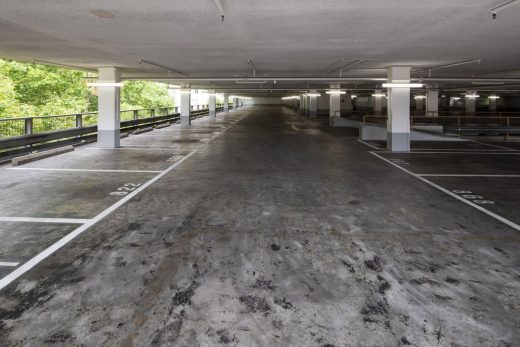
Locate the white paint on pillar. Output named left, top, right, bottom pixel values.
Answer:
left=386, top=66, right=411, bottom=152
left=329, top=84, right=341, bottom=122
left=466, top=90, right=477, bottom=114
left=97, top=67, right=121, bottom=148
left=208, top=90, right=216, bottom=117
left=180, top=89, right=191, bottom=127
left=489, top=97, right=497, bottom=112
left=373, top=89, right=383, bottom=115
left=309, top=90, right=317, bottom=118
left=426, top=90, right=439, bottom=117
left=223, top=93, right=229, bottom=112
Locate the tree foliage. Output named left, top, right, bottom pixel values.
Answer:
left=0, top=59, right=174, bottom=120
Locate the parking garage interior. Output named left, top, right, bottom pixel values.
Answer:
left=0, top=1, right=520, bottom=346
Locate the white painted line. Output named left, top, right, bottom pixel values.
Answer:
left=418, top=174, right=520, bottom=177
left=0, top=113, right=247, bottom=291
left=357, top=139, right=382, bottom=150
left=0, top=262, right=19, bottom=267
left=370, top=151, right=520, bottom=232
left=411, top=148, right=515, bottom=152
left=7, top=168, right=162, bottom=174
left=466, top=139, right=515, bottom=151
left=0, top=217, right=90, bottom=224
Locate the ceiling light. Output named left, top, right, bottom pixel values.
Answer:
left=326, top=90, right=346, bottom=94
left=351, top=95, right=357, bottom=99
left=464, top=94, right=480, bottom=98
left=382, top=83, right=423, bottom=88
left=372, top=93, right=386, bottom=97
left=452, top=97, right=461, bottom=100
left=414, top=95, right=426, bottom=99
left=488, top=95, right=500, bottom=99
left=306, top=93, right=321, bottom=97
left=87, top=82, right=123, bottom=87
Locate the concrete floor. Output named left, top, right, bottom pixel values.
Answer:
left=0, top=106, right=519, bottom=346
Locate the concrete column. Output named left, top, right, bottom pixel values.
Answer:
left=342, top=91, right=353, bottom=114
left=426, top=90, right=439, bottom=117
left=309, top=90, right=318, bottom=118
left=489, top=97, right=497, bottom=112
left=465, top=90, right=477, bottom=114
left=223, top=93, right=229, bottom=112
left=329, top=84, right=341, bottom=121
left=233, top=97, right=239, bottom=109
left=304, top=95, right=309, bottom=115
left=373, top=89, right=383, bottom=115
left=209, top=90, right=216, bottom=117
left=387, top=66, right=411, bottom=152
left=180, top=88, right=191, bottom=127
left=415, top=97, right=425, bottom=111
left=97, top=67, right=121, bottom=148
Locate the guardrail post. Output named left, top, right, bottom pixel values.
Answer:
left=24, top=118, right=33, bottom=135
left=151, top=109, right=155, bottom=118
left=75, top=114, right=83, bottom=128
left=133, top=110, right=138, bottom=120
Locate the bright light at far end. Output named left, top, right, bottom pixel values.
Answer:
left=414, top=95, right=426, bottom=99
left=306, top=93, right=321, bottom=97
left=488, top=95, right=500, bottom=99
left=464, top=94, right=480, bottom=98
left=372, top=93, right=386, bottom=97
left=382, top=83, right=423, bottom=88
left=86, top=82, right=123, bottom=87
left=325, top=90, right=346, bottom=94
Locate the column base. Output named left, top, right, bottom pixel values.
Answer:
left=209, top=110, right=216, bottom=117
left=98, top=129, right=120, bottom=148
left=180, top=116, right=191, bottom=127
left=387, top=132, right=410, bottom=152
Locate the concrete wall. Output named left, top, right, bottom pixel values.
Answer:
left=253, top=96, right=284, bottom=106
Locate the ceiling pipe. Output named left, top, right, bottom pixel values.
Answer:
left=212, top=0, right=225, bottom=21
left=32, top=60, right=97, bottom=73
left=414, top=59, right=481, bottom=77
left=138, top=59, right=187, bottom=77
left=327, top=59, right=364, bottom=77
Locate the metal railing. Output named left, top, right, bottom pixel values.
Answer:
left=0, top=105, right=227, bottom=161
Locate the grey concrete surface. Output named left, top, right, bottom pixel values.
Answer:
left=0, top=107, right=519, bottom=347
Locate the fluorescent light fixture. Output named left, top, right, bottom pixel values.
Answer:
left=382, top=83, right=423, bottom=88
left=452, top=97, right=461, bottom=100
left=372, top=93, right=386, bottom=97
left=488, top=95, right=500, bottom=99
left=464, top=94, right=480, bottom=98
left=306, top=93, right=321, bottom=97
left=86, top=82, right=123, bottom=87
left=351, top=94, right=357, bottom=99
left=326, top=90, right=346, bottom=94
left=414, top=95, right=426, bottom=99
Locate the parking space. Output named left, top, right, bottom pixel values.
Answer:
left=0, top=111, right=245, bottom=289
left=481, top=141, right=520, bottom=151
left=364, top=139, right=519, bottom=151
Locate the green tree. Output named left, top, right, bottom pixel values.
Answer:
left=120, top=81, right=174, bottom=110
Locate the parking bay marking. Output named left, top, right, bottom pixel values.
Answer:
left=0, top=113, right=248, bottom=291
left=7, top=168, right=162, bottom=174
left=370, top=151, right=520, bottom=232
left=0, top=262, right=19, bottom=267
left=0, top=217, right=90, bottom=224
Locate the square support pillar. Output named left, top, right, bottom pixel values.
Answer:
left=233, top=97, right=239, bottom=110
left=223, top=93, right=229, bottom=112
left=342, top=91, right=353, bottom=114
left=426, top=90, right=439, bottom=117
left=415, top=97, right=425, bottom=111
left=180, top=89, right=191, bottom=127
left=209, top=90, right=216, bottom=117
left=329, top=84, right=341, bottom=125
left=489, top=97, right=497, bottom=112
left=373, top=89, right=383, bottom=115
left=309, top=89, right=318, bottom=118
left=299, top=95, right=304, bottom=113
left=465, top=90, right=477, bottom=114
left=97, top=67, right=121, bottom=148
left=387, top=67, right=411, bottom=152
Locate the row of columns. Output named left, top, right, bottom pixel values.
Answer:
left=97, top=67, right=244, bottom=148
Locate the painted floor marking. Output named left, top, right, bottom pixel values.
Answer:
left=85, top=147, right=176, bottom=151
left=0, top=217, right=90, bottom=224
left=370, top=151, right=520, bottom=232
left=467, top=139, right=516, bottom=151
left=0, top=114, right=247, bottom=291
left=418, top=174, right=520, bottom=178
left=357, top=139, right=382, bottom=149
left=0, top=262, right=19, bottom=267
left=372, top=151, right=520, bottom=155
left=7, top=168, right=162, bottom=173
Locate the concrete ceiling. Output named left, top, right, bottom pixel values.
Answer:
left=1, top=0, right=520, bottom=92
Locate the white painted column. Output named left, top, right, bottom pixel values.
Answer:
left=97, top=67, right=121, bottom=148
left=386, top=66, right=411, bottom=152
left=426, top=90, right=439, bottom=117
left=209, top=90, right=216, bottom=117
left=309, top=90, right=318, bottom=118
left=180, top=88, right=191, bottom=127
left=373, top=89, right=383, bottom=115
left=223, top=93, right=229, bottom=112
left=329, top=84, right=341, bottom=124
left=465, top=90, right=477, bottom=114
left=489, top=96, right=497, bottom=112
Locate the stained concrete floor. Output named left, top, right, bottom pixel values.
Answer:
left=0, top=106, right=519, bottom=347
